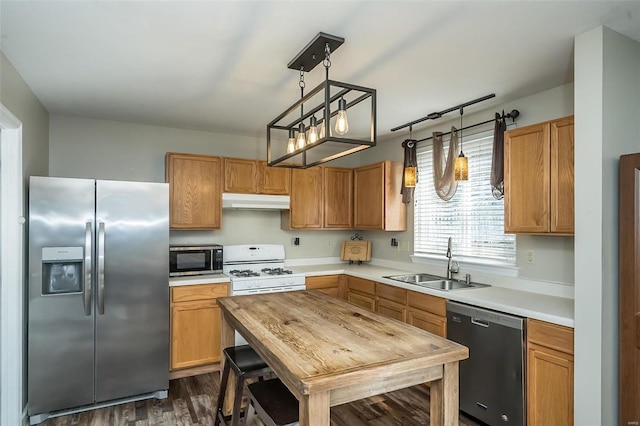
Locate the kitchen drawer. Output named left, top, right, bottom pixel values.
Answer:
left=376, top=298, right=406, bottom=322
left=171, top=283, right=229, bottom=303
left=527, top=318, right=573, bottom=355
left=306, top=275, right=340, bottom=290
left=407, top=290, right=446, bottom=317
left=316, top=287, right=340, bottom=298
left=376, top=282, right=407, bottom=304
left=347, top=291, right=375, bottom=311
left=346, top=276, right=375, bottom=295
left=407, top=308, right=446, bottom=338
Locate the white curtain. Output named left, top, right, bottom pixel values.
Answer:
left=432, top=127, right=458, bottom=201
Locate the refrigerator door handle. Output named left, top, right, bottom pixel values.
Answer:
left=98, top=222, right=105, bottom=315
left=83, top=222, right=93, bottom=316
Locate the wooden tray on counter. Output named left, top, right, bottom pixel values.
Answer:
left=340, top=240, right=372, bottom=263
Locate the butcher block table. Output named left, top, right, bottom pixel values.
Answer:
left=217, top=290, right=468, bottom=426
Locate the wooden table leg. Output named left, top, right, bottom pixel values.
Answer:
left=430, top=373, right=443, bottom=426
left=431, top=362, right=460, bottom=426
left=299, top=391, right=330, bottom=426
left=220, top=311, right=236, bottom=416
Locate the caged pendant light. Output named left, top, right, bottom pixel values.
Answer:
left=267, top=33, right=377, bottom=169
left=454, top=107, right=468, bottom=181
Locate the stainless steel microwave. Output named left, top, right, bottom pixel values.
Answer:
left=169, top=245, right=223, bottom=277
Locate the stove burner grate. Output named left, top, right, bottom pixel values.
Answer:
left=230, top=269, right=260, bottom=278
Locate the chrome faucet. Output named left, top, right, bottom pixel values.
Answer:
left=446, top=237, right=459, bottom=279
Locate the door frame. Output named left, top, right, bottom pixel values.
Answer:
left=0, top=103, right=25, bottom=426
left=619, top=153, right=640, bottom=424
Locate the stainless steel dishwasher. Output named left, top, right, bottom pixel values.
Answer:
left=446, top=301, right=526, bottom=426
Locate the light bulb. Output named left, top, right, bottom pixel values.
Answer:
left=335, top=97, right=349, bottom=135
left=319, top=116, right=331, bottom=139
left=454, top=152, right=468, bottom=181
left=295, top=123, right=306, bottom=150
left=307, top=115, right=319, bottom=144
left=404, top=166, right=417, bottom=187
left=286, top=129, right=295, bottom=153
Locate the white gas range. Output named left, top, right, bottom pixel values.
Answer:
left=223, top=244, right=306, bottom=345
left=223, top=244, right=306, bottom=295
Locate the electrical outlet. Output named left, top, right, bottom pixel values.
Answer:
left=400, top=241, right=410, bottom=252
left=526, top=250, right=535, bottom=264
left=327, top=240, right=333, bottom=248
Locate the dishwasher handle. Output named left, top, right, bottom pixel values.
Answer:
left=471, top=317, right=490, bottom=328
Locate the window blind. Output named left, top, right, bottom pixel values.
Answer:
left=414, top=131, right=516, bottom=265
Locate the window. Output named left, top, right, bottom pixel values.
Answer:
left=414, top=131, right=516, bottom=266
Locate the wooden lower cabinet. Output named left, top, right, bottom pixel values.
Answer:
left=406, top=308, right=447, bottom=338
left=375, top=283, right=407, bottom=322
left=170, top=283, right=229, bottom=371
left=306, top=275, right=342, bottom=298
left=376, top=298, right=406, bottom=322
left=341, top=277, right=447, bottom=337
left=347, top=291, right=376, bottom=311
left=527, top=318, right=574, bottom=426
left=345, top=276, right=376, bottom=311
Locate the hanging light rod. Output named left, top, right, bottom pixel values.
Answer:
left=390, top=94, right=496, bottom=132
left=287, top=32, right=344, bottom=71
left=411, top=109, right=520, bottom=144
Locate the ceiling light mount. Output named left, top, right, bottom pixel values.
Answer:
left=287, top=32, right=344, bottom=72
left=267, top=32, right=376, bottom=169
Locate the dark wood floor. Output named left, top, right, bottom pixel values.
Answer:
left=41, top=372, right=482, bottom=426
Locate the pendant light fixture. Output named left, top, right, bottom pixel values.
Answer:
left=267, top=32, right=376, bottom=169
left=454, top=107, right=468, bottom=181
left=295, top=68, right=307, bottom=150
left=403, top=126, right=417, bottom=188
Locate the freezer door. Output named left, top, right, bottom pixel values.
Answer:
left=28, top=176, right=96, bottom=415
left=95, top=180, right=169, bottom=402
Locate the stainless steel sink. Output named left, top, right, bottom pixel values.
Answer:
left=384, top=274, right=488, bottom=291
left=383, top=273, right=442, bottom=284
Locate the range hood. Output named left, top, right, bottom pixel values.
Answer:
left=222, top=193, right=290, bottom=210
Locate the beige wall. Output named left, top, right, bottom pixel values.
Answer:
left=1, top=52, right=49, bottom=179
left=49, top=84, right=578, bottom=286
left=358, top=83, right=576, bottom=285
left=1, top=51, right=50, bottom=414
left=48, top=114, right=357, bottom=257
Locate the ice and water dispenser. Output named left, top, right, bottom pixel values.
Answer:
left=41, top=247, right=83, bottom=294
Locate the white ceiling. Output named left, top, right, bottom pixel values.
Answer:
left=1, top=1, right=639, bottom=139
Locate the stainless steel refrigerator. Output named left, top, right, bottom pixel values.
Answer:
left=28, top=176, right=169, bottom=424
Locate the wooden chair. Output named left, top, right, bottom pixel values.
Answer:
left=214, top=345, right=272, bottom=426
left=244, top=378, right=299, bottom=426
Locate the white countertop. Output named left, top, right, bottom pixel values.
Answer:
left=169, top=274, right=229, bottom=286
left=290, top=263, right=575, bottom=328
left=169, top=263, right=574, bottom=328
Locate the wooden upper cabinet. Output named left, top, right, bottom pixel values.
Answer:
left=354, top=161, right=406, bottom=231
left=550, top=117, right=574, bottom=233
left=165, top=153, right=222, bottom=230
left=258, top=161, right=291, bottom=195
left=223, top=158, right=290, bottom=195
left=224, top=157, right=258, bottom=193
left=281, top=167, right=323, bottom=229
left=504, top=116, right=574, bottom=235
left=323, top=167, right=353, bottom=229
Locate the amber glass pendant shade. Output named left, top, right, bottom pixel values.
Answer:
left=454, top=153, right=468, bottom=181
left=404, top=166, right=417, bottom=187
